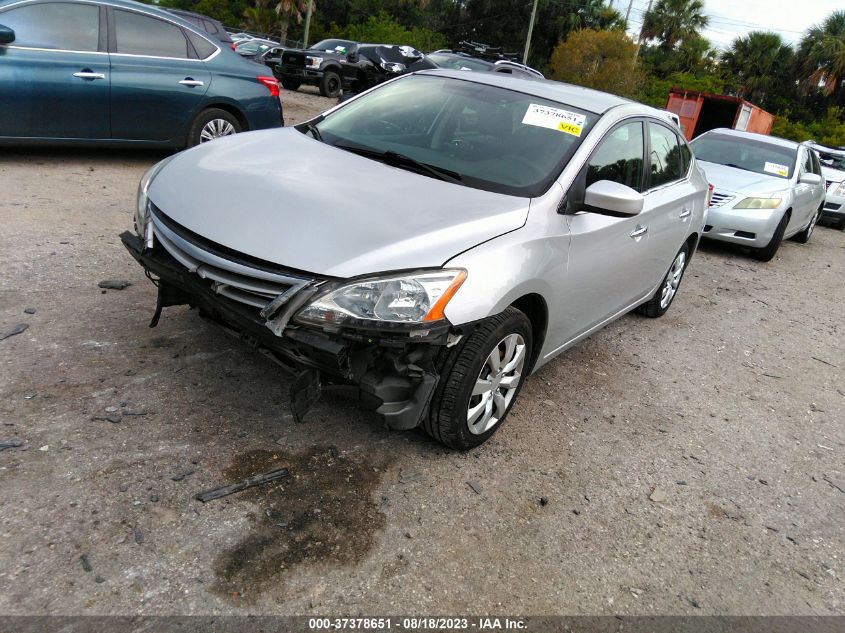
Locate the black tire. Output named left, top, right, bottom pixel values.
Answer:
left=186, top=108, right=242, bottom=148
left=751, top=211, right=789, bottom=261
left=792, top=206, right=821, bottom=243
left=281, top=77, right=301, bottom=91
left=319, top=70, right=342, bottom=98
left=637, top=242, right=690, bottom=318
left=424, top=307, right=532, bottom=450
left=837, top=216, right=845, bottom=231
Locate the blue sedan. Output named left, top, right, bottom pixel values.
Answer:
left=0, top=0, right=282, bottom=147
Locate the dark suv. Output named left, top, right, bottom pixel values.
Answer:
left=276, top=38, right=355, bottom=97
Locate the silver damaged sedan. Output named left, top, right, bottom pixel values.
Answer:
left=123, top=71, right=709, bottom=449
left=691, top=129, right=826, bottom=261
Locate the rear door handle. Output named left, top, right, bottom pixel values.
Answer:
left=179, top=78, right=204, bottom=87
left=630, top=225, right=648, bottom=238
left=73, top=71, right=105, bottom=80
left=680, top=207, right=692, bottom=219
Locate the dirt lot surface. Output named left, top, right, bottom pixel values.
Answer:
left=1, top=89, right=843, bottom=617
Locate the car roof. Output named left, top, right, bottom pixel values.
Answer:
left=698, top=127, right=800, bottom=150
left=415, top=69, right=631, bottom=115
left=810, top=142, right=845, bottom=156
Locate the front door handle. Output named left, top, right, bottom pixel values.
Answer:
left=679, top=207, right=692, bottom=219
left=630, top=225, right=648, bottom=238
left=73, top=70, right=105, bottom=80
left=179, top=78, right=204, bottom=87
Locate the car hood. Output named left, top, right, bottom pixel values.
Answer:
left=147, top=128, right=530, bottom=278
left=821, top=165, right=845, bottom=183
left=697, top=160, right=792, bottom=197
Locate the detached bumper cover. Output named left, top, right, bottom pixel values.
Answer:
left=121, top=231, right=454, bottom=430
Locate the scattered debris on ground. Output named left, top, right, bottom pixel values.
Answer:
left=98, top=280, right=131, bottom=290
left=1, top=323, right=28, bottom=340
left=195, top=468, right=290, bottom=503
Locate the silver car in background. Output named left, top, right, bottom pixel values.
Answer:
left=122, top=71, right=708, bottom=449
left=691, top=129, right=826, bottom=261
left=810, top=142, right=845, bottom=230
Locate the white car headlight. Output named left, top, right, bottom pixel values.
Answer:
left=305, top=56, right=323, bottom=69
left=135, top=155, right=176, bottom=235
left=380, top=61, right=405, bottom=74
left=833, top=181, right=845, bottom=196
left=734, top=197, right=782, bottom=209
left=296, top=270, right=467, bottom=326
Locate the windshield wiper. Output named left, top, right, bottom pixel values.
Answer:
left=301, top=115, right=324, bottom=142
left=332, top=142, right=463, bottom=184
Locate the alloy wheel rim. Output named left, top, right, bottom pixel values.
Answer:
left=199, top=119, right=236, bottom=143
left=467, top=333, right=526, bottom=435
left=660, top=251, right=686, bottom=309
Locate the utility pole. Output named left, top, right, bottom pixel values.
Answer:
left=303, top=0, right=313, bottom=48
left=635, top=0, right=653, bottom=59
left=523, top=0, right=539, bottom=65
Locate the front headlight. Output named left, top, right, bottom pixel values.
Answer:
left=380, top=61, right=405, bottom=74
left=734, top=197, right=782, bottom=209
left=305, top=56, right=323, bottom=69
left=833, top=181, right=845, bottom=196
left=135, top=155, right=176, bottom=235
left=295, top=270, right=467, bottom=326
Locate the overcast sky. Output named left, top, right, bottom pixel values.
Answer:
left=621, top=0, right=842, bottom=49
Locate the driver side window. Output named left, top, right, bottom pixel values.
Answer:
left=586, top=122, right=644, bottom=192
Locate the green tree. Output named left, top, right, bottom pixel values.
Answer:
left=721, top=32, right=795, bottom=110
left=640, top=0, right=708, bottom=52
left=343, top=11, right=446, bottom=50
left=797, top=10, right=845, bottom=98
left=549, top=29, right=642, bottom=98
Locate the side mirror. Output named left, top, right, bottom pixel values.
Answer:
left=583, top=180, right=644, bottom=216
left=800, top=172, right=822, bottom=185
left=346, top=51, right=359, bottom=64
left=0, top=25, right=15, bottom=45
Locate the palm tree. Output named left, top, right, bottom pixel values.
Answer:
left=797, top=10, right=845, bottom=97
left=242, top=0, right=310, bottom=43
left=274, top=0, right=310, bottom=45
left=640, top=0, right=708, bottom=51
left=722, top=31, right=794, bottom=105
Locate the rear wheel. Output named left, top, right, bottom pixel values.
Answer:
left=751, top=211, right=789, bottom=261
left=836, top=216, right=845, bottom=230
left=187, top=108, right=241, bottom=148
left=792, top=206, right=821, bottom=243
left=319, top=70, right=342, bottom=98
left=424, top=307, right=532, bottom=450
left=638, top=243, right=689, bottom=318
left=281, top=77, right=301, bottom=91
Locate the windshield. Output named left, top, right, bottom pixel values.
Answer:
left=237, top=40, right=272, bottom=54
left=428, top=53, right=492, bottom=72
left=309, top=39, right=354, bottom=53
left=311, top=75, right=597, bottom=197
left=690, top=132, right=797, bottom=179
left=816, top=149, right=845, bottom=171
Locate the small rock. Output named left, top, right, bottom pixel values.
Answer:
left=689, top=597, right=702, bottom=609
left=80, top=554, right=92, bottom=573
left=94, top=575, right=106, bottom=584
left=105, top=406, right=118, bottom=413
left=399, top=470, right=423, bottom=484
left=38, top=445, right=49, bottom=451
left=171, top=470, right=195, bottom=482
left=466, top=480, right=483, bottom=495
left=630, top=587, right=643, bottom=596
left=542, top=399, right=555, bottom=407
left=539, top=496, right=549, bottom=506
left=98, top=280, right=131, bottom=290
left=149, top=494, right=159, bottom=503
left=23, top=308, right=36, bottom=315
left=649, top=487, right=667, bottom=503
left=404, top=531, right=413, bottom=539
left=758, top=479, right=769, bottom=486
left=0, top=323, right=29, bottom=341
left=133, top=525, right=144, bottom=545
left=119, top=484, right=129, bottom=493
left=0, top=439, right=24, bottom=451
left=676, top=480, right=688, bottom=485
left=572, top=508, right=581, bottom=515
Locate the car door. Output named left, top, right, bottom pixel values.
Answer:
left=790, top=148, right=817, bottom=231
left=107, top=7, right=211, bottom=143
left=0, top=1, right=109, bottom=139
left=640, top=120, right=696, bottom=286
left=552, top=120, right=652, bottom=347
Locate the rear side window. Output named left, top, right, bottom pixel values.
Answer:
left=185, top=29, right=217, bottom=59
left=586, top=121, right=644, bottom=192
left=0, top=2, right=99, bottom=51
left=679, top=139, right=692, bottom=172
left=114, top=10, right=189, bottom=58
left=648, top=122, right=684, bottom=188
left=811, top=151, right=822, bottom=175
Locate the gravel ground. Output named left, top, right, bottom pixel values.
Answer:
left=0, top=89, right=843, bottom=616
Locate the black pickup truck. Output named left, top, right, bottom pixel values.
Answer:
left=276, top=39, right=355, bottom=97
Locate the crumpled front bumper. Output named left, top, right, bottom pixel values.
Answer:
left=822, top=192, right=845, bottom=221
left=702, top=203, right=785, bottom=248
left=120, top=231, right=455, bottom=430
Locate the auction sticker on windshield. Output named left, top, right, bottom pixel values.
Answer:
left=763, top=161, right=789, bottom=177
left=522, top=103, right=586, bottom=137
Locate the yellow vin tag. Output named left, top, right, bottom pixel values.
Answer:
left=557, top=121, right=583, bottom=136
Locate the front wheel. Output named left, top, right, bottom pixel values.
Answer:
left=319, top=70, right=342, bottom=98
left=638, top=243, right=689, bottom=318
left=424, top=307, right=532, bottom=450
left=187, top=108, right=241, bottom=148
left=751, top=211, right=789, bottom=261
